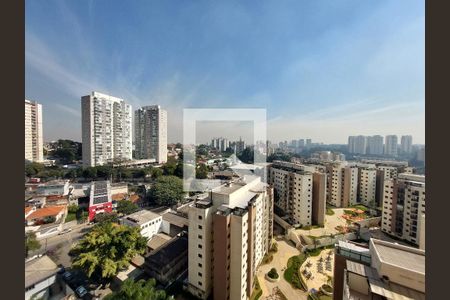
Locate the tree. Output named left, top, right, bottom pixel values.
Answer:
left=25, top=232, right=41, bottom=257
left=174, top=162, right=184, bottom=178
left=117, top=200, right=139, bottom=215
left=151, top=168, right=163, bottom=179
left=162, top=158, right=177, bottom=176
left=238, top=147, right=254, bottom=164
left=150, top=176, right=184, bottom=206
left=25, top=162, right=45, bottom=177
left=104, top=278, right=174, bottom=300
left=196, top=164, right=209, bottom=179
left=70, top=222, right=147, bottom=280
left=94, top=212, right=119, bottom=224
left=82, top=167, right=98, bottom=179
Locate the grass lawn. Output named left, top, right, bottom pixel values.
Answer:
left=65, top=212, right=77, bottom=222
left=350, top=204, right=368, bottom=211
left=284, top=254, right=308, bottom=291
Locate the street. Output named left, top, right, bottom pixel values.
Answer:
left=30, top=223, right=91, bottom=267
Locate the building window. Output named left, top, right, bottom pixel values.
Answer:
left=198, top=216, right=203, bottom=220
left=198, top=253, right=202, bottom=258
left=198, top=225, right=202, bottom=230
left=198, top=272, right=202, bottom=277
left=198, top=244, right=202, bottom=249
left=198, top=263, right=202, bottom=267
left=198, top=281, right=202, bottom=286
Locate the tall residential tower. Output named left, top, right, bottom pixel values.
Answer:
left=25, top=100, right=44, bottom=162
left=81, top=92, right=132, bottom=167
left=134, top=105, right=168, bottom=163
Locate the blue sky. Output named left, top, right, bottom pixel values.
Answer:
left=26, top=0, right=425, bottom=144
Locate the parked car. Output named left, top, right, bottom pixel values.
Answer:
left=75, top=286, right=88, bottom=298
left=62, top=271, right=73, bottom=282
left=59, top=228, right=72, bottom=235
left=57, top=265, right=66, bottom=274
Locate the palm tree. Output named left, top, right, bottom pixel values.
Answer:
left=70, top=222, right=147, bottom=281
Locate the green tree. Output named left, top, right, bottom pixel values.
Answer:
left=104, top=278, right=174, bottom=300
left=196, top=164, right=209, bottom=179
left=237, top=147, right=254, bottom=164
left=174, top=162, right=184, bottom=178
left=117, top=200, right=139, bottom=215
left=70, top=222, right=147, bottom=280
left=94, top=212, right=119, bottom=224
left=162, top=158, right=177, bottom=176
left=25, top=162, right=45, bottom=177
left=25, top=232, right=41, bottom=257
left=82, top=167, right=98, bottom=179
left=150, top=176, right=184, bottom=206
left=151, top=168, right=163, bottom=179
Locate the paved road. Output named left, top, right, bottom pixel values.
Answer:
left=29, top=223, right=92, bottom=266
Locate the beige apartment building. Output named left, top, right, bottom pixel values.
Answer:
left=381, top=173, right=425, bottom=247
left=325, top=162, right=358, bottom=208
left=268, top=161, right=326, bottom=226
left=357, top=167, right=377, bottom=206
left=25, top=100, right=44, bottom=162
left=187, top=175, right=274, bottom=300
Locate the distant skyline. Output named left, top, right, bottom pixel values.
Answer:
left=26, top=0, right=425, bottom=144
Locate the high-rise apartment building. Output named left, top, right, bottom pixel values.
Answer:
left=25, top=100, right=44, bottom=162
left=236, top=137, right=246, bottom=154
left=348, top=135, right=367, bottom=154
left=325, top=162, right=358, bottom=208
left=357, top=167, right=377, bottom=206
left=367, top=135, right=384, bottom=155
left=381, top=173, right=425, bottom=246
left=81, top=91, right=132, bottom=167
left=400, top=135, right=413, bottom=154
left=187, top=175, right=273, bottom=300
left=268, top=161, right=317, bottom=226
left=134, top=105, right=168, bottom=163
left=384, top=135, right=398, bottom=157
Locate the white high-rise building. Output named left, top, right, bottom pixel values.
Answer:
left=25, top=100, right=44, bottom=162
left=367, top=135, right=384, bottom=155
left=400, top=135, right=413, bottom=154
left=134, top=105, right=168, bottom=163
left=384, top=135, right=398, bottom=157
left=81, top=92, right=132, bottom=167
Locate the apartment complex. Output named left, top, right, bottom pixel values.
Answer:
left=81, top=92, right=132, bottom=167
left=381, top=173, right=425, bottom=246
left=134, top=105, right=168, bottom=163
left=268, top=161, right=320, bottom=226
left=187, top=175, right=273, bottom=300
left=384, top=135, right=398, bottom=157
left=400, top=135, right=413, bottom=154
left=348, top=135, right=367, bottom=154
left=25, top=100, right=44, bottom=162
left=325, top=162, right=358, bottom=208
left=357, top=167, right=377, bottom=206
left=333, top=239, right=425, bottom=300
left=366, top=135, right=384, bottom=155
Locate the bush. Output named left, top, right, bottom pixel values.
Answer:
left=262, top=253, right=274, bottom=264
left=326, top=208, right=335, bottom=216
left=322, top=284, right=333, bottom=293
left=268, top=268, right=279, bottom=279
left=270, top=242, right=278, bottom=253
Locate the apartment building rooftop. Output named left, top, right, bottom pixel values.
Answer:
left=124, top=210, right=161, bottom=226
left=370, top=239, right=425, bottom=275
left=25, top=255, right=59, bottom=288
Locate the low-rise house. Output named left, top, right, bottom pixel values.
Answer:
left=121, top=210, right=162, bottom=240
left=36, top=180, right=71, bottom=196
left=25, top=205, right=67, bottom=226
left=147, top=233, right=172, bottom=253
left=25, top=255, right=62, bottom=300
left=143, top=233, right=189, bottom=287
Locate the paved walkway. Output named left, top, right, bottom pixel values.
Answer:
left=295, top=208, right=348, bottom=237
left=300, top=249, right=334, bottom=290
left=257, top=239, right=308, bottom=300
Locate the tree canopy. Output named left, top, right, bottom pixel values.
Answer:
left=116, top=200, right=139, bottom=215
left=150, top=176, right=184, bottom=207
left=70, top=222, right=147, bottom=280
left=104, top=278, right=174, bottom=300
left=25, top=231, right=41, bottom=257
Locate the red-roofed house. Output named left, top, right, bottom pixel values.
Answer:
left=25, top=206, right=67, bottom=226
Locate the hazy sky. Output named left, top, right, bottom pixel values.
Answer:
left=25, top=0, right=425, bottom=144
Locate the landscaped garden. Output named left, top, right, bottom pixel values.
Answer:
left=284, top=253, right=308, bottom=291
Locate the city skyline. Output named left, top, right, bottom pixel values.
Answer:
left=26, top=0, right=424, bottom=144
